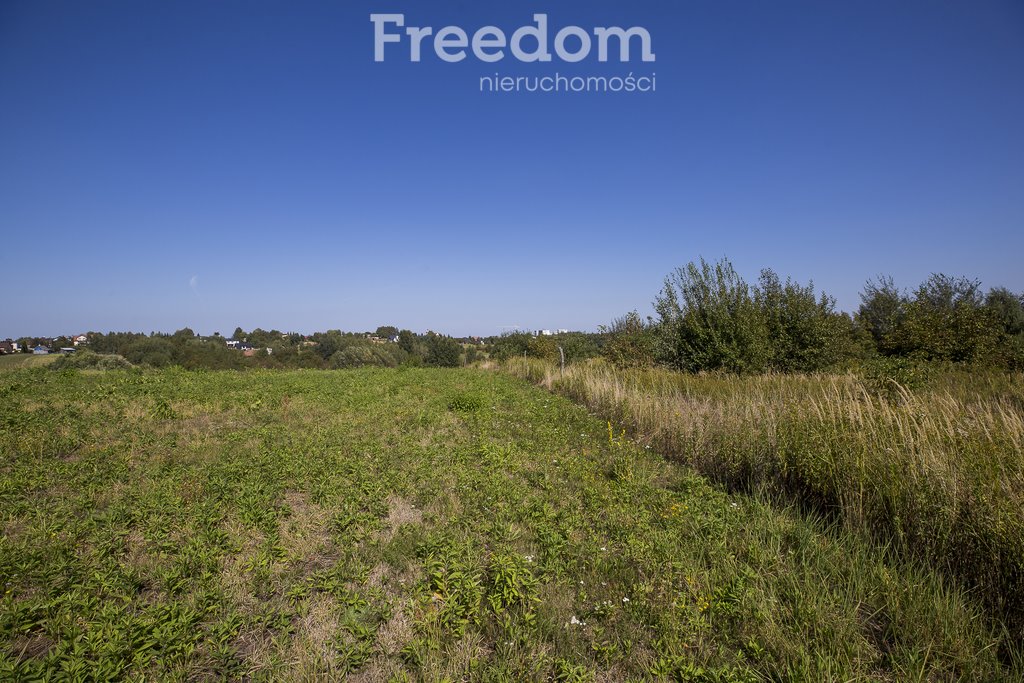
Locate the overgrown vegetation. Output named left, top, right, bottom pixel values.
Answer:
left=2, top=367, right=1020, bottom=679
left=604, top=257, right=1024, bottom=374
left=503, top=357, right=1024, bottom=653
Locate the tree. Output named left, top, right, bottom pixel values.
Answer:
left=654, top=257, right=768, bottom=373
left=375, top=325, right=399, bottom=339
left=896, top=274, right=998, bottom=363
left=985, top=287, right=1024, bottom=336
left=397, top=330, right=418, bottom=354
left=757, top=269, right=850, bottom=372
left=122, top=337, right=177, bottom=367
left=488, top=332, right=533, bottom=360
left=232, top=327, right=246, bottom=341
left=423, top=333, right=461, bottom=367
left=856, top=276, right=907, bottom=354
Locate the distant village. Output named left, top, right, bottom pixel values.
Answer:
left=0, top=328, right=571, bottom=357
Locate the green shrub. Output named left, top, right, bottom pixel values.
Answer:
left=51, top=350, right=133, bottom=370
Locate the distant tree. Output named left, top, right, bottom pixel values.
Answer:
left=488, top=332, right=533, bottom=361
left=177, top=340, right=243, bottom=370
left=397, top=330, right=418, bottom=354
left=856, top=276, right=907, bottom=354
left=122, top=337, right=177, bottom=367
left=423, top=333, right=461, bottom=367
left=247, top=328, right=278, bottom=348
left=517, top=332, right=601, bottom=364
left=985, top=287, right=1024, bottom=336
left=375, top=325, right=399, bottom=339
left=172, top=327, right=195, bottom=340
left=600, top=311, right=657, bottom=369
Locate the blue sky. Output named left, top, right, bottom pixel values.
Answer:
left=2, top=0, right=1022, bottom=337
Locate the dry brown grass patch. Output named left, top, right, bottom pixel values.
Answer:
left=8, top=633, right=55, bottom=662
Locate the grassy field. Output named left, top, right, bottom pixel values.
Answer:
left=1, top=366, right=1021, bottom=680
left=502, top=359, right=1024, bottom=652
left=0, top=354, right=58, bottom=369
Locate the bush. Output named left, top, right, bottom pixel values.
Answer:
left=654, top=257, right=769, bottom=374
left=51, top=350, right=133, bottom=370
left=601, top=311, right=657, bottom=369
left=859, top=356, right=933, bottom=402
left=424, top=333, right=461, bottom=367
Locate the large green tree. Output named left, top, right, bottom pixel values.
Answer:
left=654, top=257, right=768, bottom=373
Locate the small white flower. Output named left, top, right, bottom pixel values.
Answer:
left=600, top=546, right=607, bottom=551
left=622, top=597, right=630, bottom=603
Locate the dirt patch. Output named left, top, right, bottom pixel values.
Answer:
left=378, top=496, right=423, bottom=544
left=288, top=593, right=341, bottom=669
left=375, top=604, right=414, bottom=657
left=9, top=633, right=55, bottom=661
left=233, top=627, right=275, bottom=671
left=218, top=519, right=267, bottom=612
left=279, top=491, right=336, bottom=573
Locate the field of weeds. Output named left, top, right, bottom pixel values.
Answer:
left=1, top=366, right=1021, bottom=680
left=503, top=359, right=1024, bottom=653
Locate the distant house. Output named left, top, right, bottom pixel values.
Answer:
left=59, top=347, right=76, bottom=354
left=73, top=335, right=89, bottom=346
left=0, top=340, right=15, bottom=355
left=226, top=340, right=241, bottom=349
left=32, top=345, right=49, bottom=355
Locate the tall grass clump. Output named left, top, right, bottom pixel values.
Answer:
left=502, top=357, right=1024, bottom=640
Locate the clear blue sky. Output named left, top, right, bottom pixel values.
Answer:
left=2, top=0, right=1022, bottom=338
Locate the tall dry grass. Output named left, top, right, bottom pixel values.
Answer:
left=503, top=358, right=1024, bottom=639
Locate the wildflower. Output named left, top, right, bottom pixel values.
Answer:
left=622, top=597, right=630, bottom=603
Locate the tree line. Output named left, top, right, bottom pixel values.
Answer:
left=492, top=257, right=1024, bottom=374
left=46, top=327, right=472, bottom=371
left=603, top=257, right=1024, bottom=373
left=26, top=256, right=1024, bottom=375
